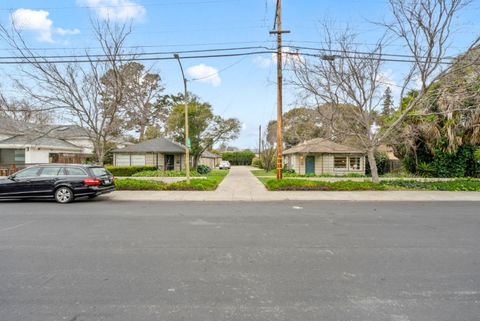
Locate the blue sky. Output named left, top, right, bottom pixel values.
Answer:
left=1, top=0, right=479, bottom=148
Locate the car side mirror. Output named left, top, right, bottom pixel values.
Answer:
left=7, top=175, right=16, bottom=181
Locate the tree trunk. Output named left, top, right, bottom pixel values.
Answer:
left=192, top=155, right=200, bottom=169
left=367, top=148, right=379, bottom=183
left=139, top=125, right=146, bottom=141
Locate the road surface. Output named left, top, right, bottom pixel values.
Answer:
left=1, top=200, right=479, bottom=321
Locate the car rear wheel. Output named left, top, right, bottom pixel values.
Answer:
left=55, top=187, right=74, bottom=204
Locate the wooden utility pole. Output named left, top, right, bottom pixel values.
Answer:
left=270, top=0, right=289, bottom=180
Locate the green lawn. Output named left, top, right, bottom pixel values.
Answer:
left=251, top=169, right=366, bottom=178
left=261, top=178, right=480, bottom=191
left=115, top=170, right=229, bottom=191
left=132, top=170, right=202, bottom=177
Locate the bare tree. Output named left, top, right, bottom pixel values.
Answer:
left=292, top=28, right=385, bottom=182
left=292, top=0, right=479, bottom=182
left=0, top=19, right=134, bottom=165
left=0, top=93, right=52, bottom=124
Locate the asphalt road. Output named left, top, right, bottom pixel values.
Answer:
left=0, top=200, right=479, bottom=321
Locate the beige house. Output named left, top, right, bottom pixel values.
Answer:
left=198, top=150, right=222, bottom=168
left=113, top=138, right=188, bottom=171
left=113, top=137, right=221, bottom=170
left=283, top=138, right=366, bottom=175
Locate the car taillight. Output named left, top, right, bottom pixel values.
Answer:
left=83, top=178, right=102, bottom=186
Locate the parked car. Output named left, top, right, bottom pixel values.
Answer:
left=218, top=161, right=231, bottom=170
left=0, top=164, right=115, bottom=204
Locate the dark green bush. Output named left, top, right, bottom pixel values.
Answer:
left=132, top=170, right=201, bottom=177
left=222, top=151, right=256, bottom=165
left=106, top=166, right=157, bottom=177
left=196, top=164, right=211, bottom=174
left=282, top=168, right=295, bottom=174
left=366, top=152, right=389, bottom=176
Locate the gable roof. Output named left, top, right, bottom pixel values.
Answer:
left=112, top=138, right=186, bottom=153
left=0, top=117, right=90, bottom=138
left=201, top=150, right=221, bottom=158
left=0, top=135, right=83, bottom=150
left=283, top=138, right=364, bottom=155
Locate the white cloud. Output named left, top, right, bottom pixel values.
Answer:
left=11, top=9, right=80, bottom=43
left=377, top=70, right=401, bottom=98
left=253, top=47, right=302, bottom=69
left=78, top=0, right=146, bottom=21
left=187, top=64, right=222, bottom=87
left=55, top=27, right=81, bottom=36
left=253, top=56, right=273, bottom=68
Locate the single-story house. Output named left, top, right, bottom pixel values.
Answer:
left=0, top=118, right=94, bottom=171
left=113, top=138, right=188, bottom=170
left=283, top=138, right=366, bottom=175
left=198, top=150, right=222, bottom=168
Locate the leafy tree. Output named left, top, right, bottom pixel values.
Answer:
left=166, top=94, right=241, bottom=167
left=114, top=62, right=165, bottom=141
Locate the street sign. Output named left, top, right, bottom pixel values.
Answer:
left=187, top=138, right=191, bottom=148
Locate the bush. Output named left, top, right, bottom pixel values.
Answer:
left=106, top=166, right=157, bottom=177
left=282, top=168, right=295, bottom=174
left=251, top=158, right=262, bottom=168
left=115, top=178, right=166, bottom=190
left=222, top=151, right=256, bottom=165
left=366, top=152, right=389, bottom=176
left=417, top=162, right=435, bottom=177
left=196, top=164, right=211, bottom=174
left=132, top=170, right=201, bottom=177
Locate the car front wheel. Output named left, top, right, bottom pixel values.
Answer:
left=55, top=187, right=74, bottom=204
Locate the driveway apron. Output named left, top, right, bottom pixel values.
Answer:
left=215, top=166, right=267, bottom=200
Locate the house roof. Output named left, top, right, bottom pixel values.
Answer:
left=0, top=117, right=91, bottom=139
left=201, top=150, right=221, bottom=158
left=283, top=138, right=364, bottom=155
left=0, top=135, right=83, bottom=150
left=112, top=138, right=186, bottom=153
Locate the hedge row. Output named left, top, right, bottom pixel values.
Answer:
left=105, top=166, right=157, bottom=177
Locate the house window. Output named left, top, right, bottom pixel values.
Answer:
left=349, top=157, right=361, bottom=170
left=334, top=156, right=347, bottom=169
left=14, top=150, right=25, bottom=163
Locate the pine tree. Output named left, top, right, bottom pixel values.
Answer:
left=382, top=87, right=394, bottom=116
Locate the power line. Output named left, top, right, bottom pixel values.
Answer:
left=0, top=46, right=273, bottom=60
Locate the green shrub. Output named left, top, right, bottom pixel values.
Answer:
left=282, top=168, right=295, bottom=174
left=222, top=151, right=256, bottom=165
left=196, top=164, right=211, bottom=174
left=251, top=158, right=262, bottom=168
left=106, top=166, right=157, bottom=177
left=115, top=179, right=166, bottom=190
left=417, top=162, right=435, bottom=177
left=366, top=152, right=389, bottom=176
left=132, top=170, right=201, bottom=177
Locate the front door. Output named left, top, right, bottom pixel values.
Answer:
left=305, top=156, right=315, bottom=175
left=165, top=155, right=175, bottom=171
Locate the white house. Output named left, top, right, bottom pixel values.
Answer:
left=0, top=118, right=94, bottom=169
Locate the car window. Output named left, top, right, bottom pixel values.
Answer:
left=65, top=167, right=88, bottom=176
left=91, top=167, right=109, bottom=177
left=39, top=167, right=64, bottom=177
left=14, top=167, right=40, bottom=178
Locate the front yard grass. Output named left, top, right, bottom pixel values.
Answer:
left=115, top=170, right=229, bottom=191
left=251, top=169, right=366, bottom=178
left=261, top=178, right=480, bottom=191
left=132, top=170, right=202, bottom=177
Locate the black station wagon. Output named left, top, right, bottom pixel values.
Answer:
left=0, top=165, right=115, bottom=203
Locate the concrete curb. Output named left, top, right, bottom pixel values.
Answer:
left=106, top=190, right=480, bottom=202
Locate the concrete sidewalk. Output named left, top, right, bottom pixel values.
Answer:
left=107, top=166, right=480, bottom=202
